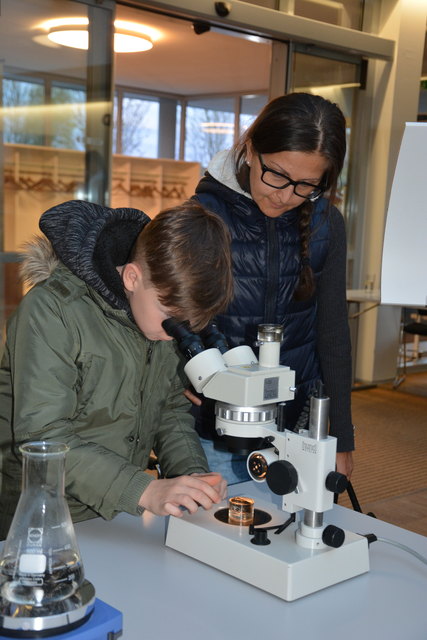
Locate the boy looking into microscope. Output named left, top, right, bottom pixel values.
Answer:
left=0, top=199, right=233, bottom=539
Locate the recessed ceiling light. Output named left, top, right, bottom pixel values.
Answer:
left=40, top=18, right=154, bottom=53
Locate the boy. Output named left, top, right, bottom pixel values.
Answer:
left=0, top=199, right=233, bottom=539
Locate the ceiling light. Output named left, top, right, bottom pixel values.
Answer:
left=200, top=122, right=234, bottom=135
left=41, top=18, right=154, bottom=53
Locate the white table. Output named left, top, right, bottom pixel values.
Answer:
left=72, top=481, right=426, bottom=640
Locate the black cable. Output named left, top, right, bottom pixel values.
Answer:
left=249, top=513, right=296, bottom=537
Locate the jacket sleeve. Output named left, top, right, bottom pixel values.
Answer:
left=3, top=287, right=158, bottom=519
left=151, top=363, right=209, bottom=478
left=316, top=208, right=355, bottom=452
left=119, top=349, right=209, bottom=510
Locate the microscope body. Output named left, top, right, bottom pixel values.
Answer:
left=164, top=321, right=370, bottom=601
left=181, top=326, right=343, bottom=548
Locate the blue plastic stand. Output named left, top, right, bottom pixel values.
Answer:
left=0, top=599, right=123, bottom=640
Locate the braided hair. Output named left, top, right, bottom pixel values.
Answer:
left=234, top=92, right=346, bottom=300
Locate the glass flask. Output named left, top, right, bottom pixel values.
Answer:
left=0, top=441, right=95, bottom=635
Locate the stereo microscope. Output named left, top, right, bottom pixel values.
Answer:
left=164, top=321, right=369, bottom=601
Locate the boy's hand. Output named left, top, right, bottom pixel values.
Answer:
left=191, top=472, right=227, bottom=501
left=138, top=473, right=226, bottom=517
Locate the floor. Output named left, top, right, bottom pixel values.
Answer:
left=346, top=366, right=427, bottom=537
left=361, top=488, right=427, bottom=536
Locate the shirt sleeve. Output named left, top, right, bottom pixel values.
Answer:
left=316, top=207, right=354, bottom=452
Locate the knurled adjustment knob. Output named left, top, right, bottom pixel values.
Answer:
left=325, top=471, right=348, bottom=494
left=322, top=524, right=345, bottom=548
left=266, top=460, right=298, bottom=496
left=250, top=529, right=271, bottom=546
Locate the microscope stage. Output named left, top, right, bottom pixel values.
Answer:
left=166, top=496, right=369, bottom=601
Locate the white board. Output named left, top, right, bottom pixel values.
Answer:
left=380, top=122, right=427, bottom=307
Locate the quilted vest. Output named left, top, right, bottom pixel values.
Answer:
left=194, top=174, right=332, bottom=428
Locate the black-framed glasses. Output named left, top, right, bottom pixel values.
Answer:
left=258, top=154, right=324, bottom=202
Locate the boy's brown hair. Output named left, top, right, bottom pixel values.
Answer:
left=130, top=201, right=234, bottom=331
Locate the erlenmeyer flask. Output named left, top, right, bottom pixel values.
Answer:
left=0, top=441, right=95, bottom=636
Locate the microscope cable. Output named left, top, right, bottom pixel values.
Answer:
left=363, top=533, right=427, bottom=566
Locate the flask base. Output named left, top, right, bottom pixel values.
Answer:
left=0, top=580, right=95, bottom=637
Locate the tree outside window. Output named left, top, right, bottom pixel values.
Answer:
left=3, top=78, right=45, bottom=145
left=184, top=104, right=234, bottom=171
left=120, top=95, right=159, bottom=157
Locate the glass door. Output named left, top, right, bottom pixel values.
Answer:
left=292, top=48, right=363, bottom=286
left=0, top=0, right=113, bottom=340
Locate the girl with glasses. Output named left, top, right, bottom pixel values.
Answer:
left=190, top=92, right=354, bottom=485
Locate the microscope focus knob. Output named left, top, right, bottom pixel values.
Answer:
left=322, top=524, right=345, bottom=548
left=250, top=529, right=271, bottom=546
left=266, top=460, right=298, bottom=495
left=325, top=471, right=348, bottom=494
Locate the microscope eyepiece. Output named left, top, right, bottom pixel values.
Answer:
left=162, top=318, right=205, bottom=361
left=162, top=319, right=230, bottom=361
left=199, top=322, right=229, bottom=354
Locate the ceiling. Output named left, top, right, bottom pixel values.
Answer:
left=1, top=0, right=426, bottom=97
left=0, top=0, right=271, bottom=97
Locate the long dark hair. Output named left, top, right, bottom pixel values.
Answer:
left=235, top=92, right=346, bottom=300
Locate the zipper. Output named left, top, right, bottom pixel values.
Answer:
left=132, top=340, right=155, bottom=464
left=265, top=217, right=279, bottom=323
left=146, top=341, right=154, bottom=364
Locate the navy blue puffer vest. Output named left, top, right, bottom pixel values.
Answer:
left=194, top=174, right=332, bottom=430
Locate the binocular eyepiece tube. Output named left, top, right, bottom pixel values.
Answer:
left=162, top=318, right=229, bottom=360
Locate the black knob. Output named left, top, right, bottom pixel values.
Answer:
left=250, top=529, right=271, bottom=546
left=266, top=460, right=298, bottom=495
left=325, top=471, right=348, bottom=494
left=322, top=524, right=345, bottom=548
left=215, top=2, right=231, bottom=17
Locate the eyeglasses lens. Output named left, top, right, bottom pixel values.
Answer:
left=261, top=170, right=322, bottom=199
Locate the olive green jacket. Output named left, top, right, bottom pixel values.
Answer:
left=0, top=226, right=208, bottom=536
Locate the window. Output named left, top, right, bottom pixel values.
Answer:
left=184, top=97, right=236, bottom=170
left=3, top=77, right=45, bottom=145
left=51, top=83, right=86, bottom=150
left=120, top=94, right=159, bottom=157
left=239, top=94, right=268, bottom=136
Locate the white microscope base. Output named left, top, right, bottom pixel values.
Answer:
left=165, top=496, right=369, bottom=601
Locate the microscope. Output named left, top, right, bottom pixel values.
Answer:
left=165, top=321, right=369, bottom=601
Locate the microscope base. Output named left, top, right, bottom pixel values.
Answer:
left=166, top=497, right=369, bottom=601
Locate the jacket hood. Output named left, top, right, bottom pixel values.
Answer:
left=21, top=200, right=150, bottom=311
left=206, top=149, right=251, bottom=199
left=196, top=150, right=254, bottom=212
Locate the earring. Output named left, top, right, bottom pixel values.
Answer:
left=246, top=160, right=251, bottom=167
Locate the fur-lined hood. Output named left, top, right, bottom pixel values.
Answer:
left=20, top=234, right=60, bottom=288
left=20, top=200, right=150, bottom=311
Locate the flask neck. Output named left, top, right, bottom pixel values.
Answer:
left=20, top=442, right=68, bottom=495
